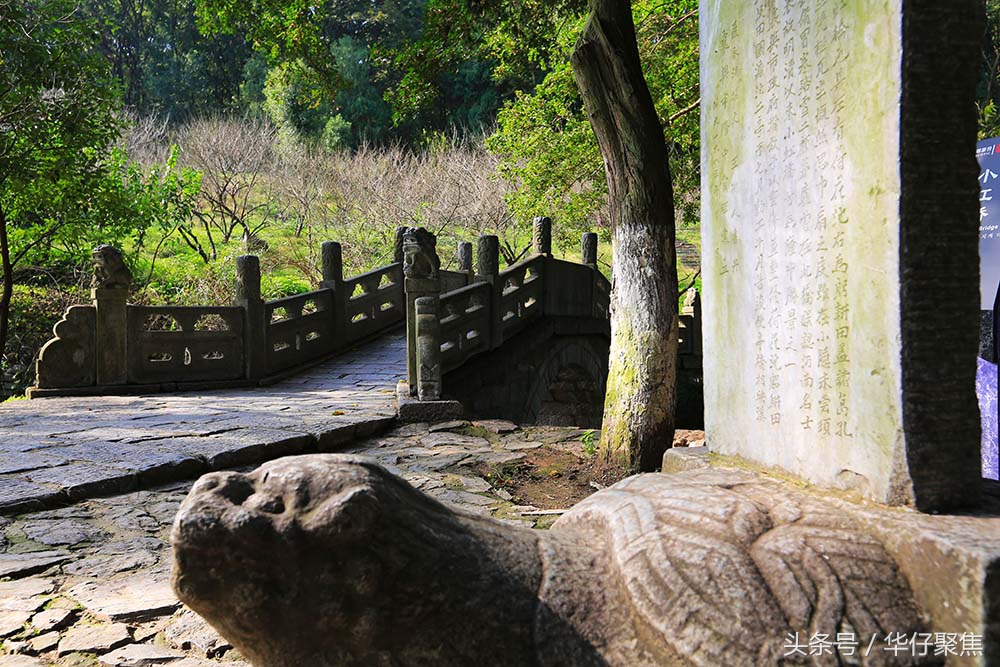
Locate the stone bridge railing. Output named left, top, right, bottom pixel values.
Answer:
left=399, top=220, right=613, bottom=403
left=399, top=218, right=702, bottom=426
left=29, top=241, right=405, bottom=397
left=30, top=222, right=701, bottom=414
left=400, top=218, right=702, bottom=425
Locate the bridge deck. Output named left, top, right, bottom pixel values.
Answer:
left=0, top=333, right=405, bottom=515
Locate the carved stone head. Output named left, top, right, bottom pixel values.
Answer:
left=91, top=245, right=132, bottom=290
left=401, top=227, right=440, bottom=280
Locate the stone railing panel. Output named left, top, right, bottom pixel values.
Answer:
left=593, top=273, right=611, bottom=320
left=498, top=256, right=545, bottom=340
left=35, top=305, right=96, bottom=389
left=127, top=306, right=244, bottom=384
left=440, top=269, right=471, bottom=293
left=543, top=259, right=595, bottom=317
left=342, top=264, right=404, bottom=345
left=265, top=289, right=336, bottom=375
left=439, top=281, right=493, bottom=372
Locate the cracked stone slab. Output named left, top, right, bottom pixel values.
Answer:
left=20, top=518, right=109, bottom=546
left=23, top=463, right=137, bottom=501
left=163, top=609, right=230, bottom=657
left=67, top=577, right=179, bottom=622
left=0, top=480, right=62, bottom=515
left=0, top=579, right=54, bottom=612
left=504, top=441, right=542, bottom=451
left=472, top=419, right=519, bottom=434
left=29, top=608, right=74, bottom=633
left=0, top=611, right=32, bottom=638
left=420, top=432, right=490, bottom=448
left=427, top=420, right=469, bottom=433
left=0, top=655, right=43, bottom=666
left=0, top=453, right=69, bottom=476
left=0, top=551, right=73, bottom=579
left=27, top=630, right=59, bottom=653
left=98, top=642, right=186, bottom=666
left=57, top=623, right=132, bottom=655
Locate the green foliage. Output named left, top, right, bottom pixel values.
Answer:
left=322, top=115, right=353, bottom=152
left=486, top=1, right=700, bottom=234
left=581, top=429, right=597, bottom=457
left=4, top=285, right=79, bottom=394
left=263, top=60, right=333, bottom=140
left=388, top=0, right=587, bottom=123
left=83, top=0, right=253, bottom=117
left=0, top=0, right=207, bottom=395
left=1, top=0, right=136, bottom=272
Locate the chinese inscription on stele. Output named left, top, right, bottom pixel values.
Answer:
left=701, top=0, right=908, bottom=502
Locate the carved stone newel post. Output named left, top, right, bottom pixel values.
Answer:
left=581, top=232, right=598, bottom=266
left=415, top=296, right=442, bottom=400
left=477, top=235, right=500, bottom=279
left=236, top=255, right=265, bottom=380
left=533, top=217, right=552, bottom=256
left=91, top=245, right=131, bottom=386
left=457, top=241, right=473, bottom=278
left=320, top=241, right=343, bottom=286
left=402, top=228, right=441, bottom=399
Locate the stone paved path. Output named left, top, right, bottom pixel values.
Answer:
left=0, top=334, right=406, bottom=515
left=0, top=420, right=593, bottom=666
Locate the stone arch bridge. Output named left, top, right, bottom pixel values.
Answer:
left=1, top=219, right=701, bottom=513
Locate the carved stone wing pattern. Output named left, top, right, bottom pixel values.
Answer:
left=554, top=470, right=931, bottom=667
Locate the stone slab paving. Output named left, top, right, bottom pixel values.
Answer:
left=0, top=334, right=406, bottom=515
left=0, top=420, right=592, bottom=666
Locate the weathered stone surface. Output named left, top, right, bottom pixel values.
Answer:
left=0, top=551, right=72, bottom=579
left=163, top=609, right=230, bottom=657
left=505, top=441, right=542, bottom=451
left=3, top=335, right=405, bottom=514
left=29, top=608, right=74, bottom=634
left=420, top=432, right=489, bottom=449
left=472, top=419, right=518, bottom=434
left=27, top=630, right=59, bottom=653
left=0, top=655, right=43, bottom=666
left=426, top=420, right=468, bottom=433
left=23, top=464, right=136, bottom=501
left=58, top=623, right=132, bottom=655
left=660, top=446, right=710, bottom=474
left=0, top=611, right=32, bottom=638
left=0, top=480, right=62, bottom=515
left=34, top=304, right=96, bottom=389
left=171, top=456, right=939, bottom=667
left=68, top=577, right=179, bottom=622
left=21, top=518, right=108, bottom=546
left=98, top=642, right=186, bottom=666
left=396, top=381, right=464, bottom=423
left=170, top=658, right=248, bottom=667
left=0, top=580, right=53, bottom=614
left=701, top=0, right=983, bottom=510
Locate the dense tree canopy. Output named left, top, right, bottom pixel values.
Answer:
left=0, top=0, right=198, bottom=387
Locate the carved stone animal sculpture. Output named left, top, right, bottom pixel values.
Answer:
left=171, top=455, right=930, bottom=667
left=401, top=227, right=439, bottom=280
left=91, top=244, right=132, bottom=290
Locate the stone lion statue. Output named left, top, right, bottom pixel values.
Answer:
left=401, top=227, right=439, bottom=280
left=172, top=455, right=929, bottom=667
left=91, top=245, right=132, bottom=290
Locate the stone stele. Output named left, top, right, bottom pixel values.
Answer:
left=701, top=0, right=984, bottom=511
left=172, top=454, right=955, bottom=667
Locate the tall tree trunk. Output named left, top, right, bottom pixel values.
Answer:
left=571, top=0, right=679, bottom=472
left=0, top=205, right=13, bottom=384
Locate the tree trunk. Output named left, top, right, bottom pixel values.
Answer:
left=0, top=205, right=13, bottom=385
left=570, top=0, right=678, bottom=472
